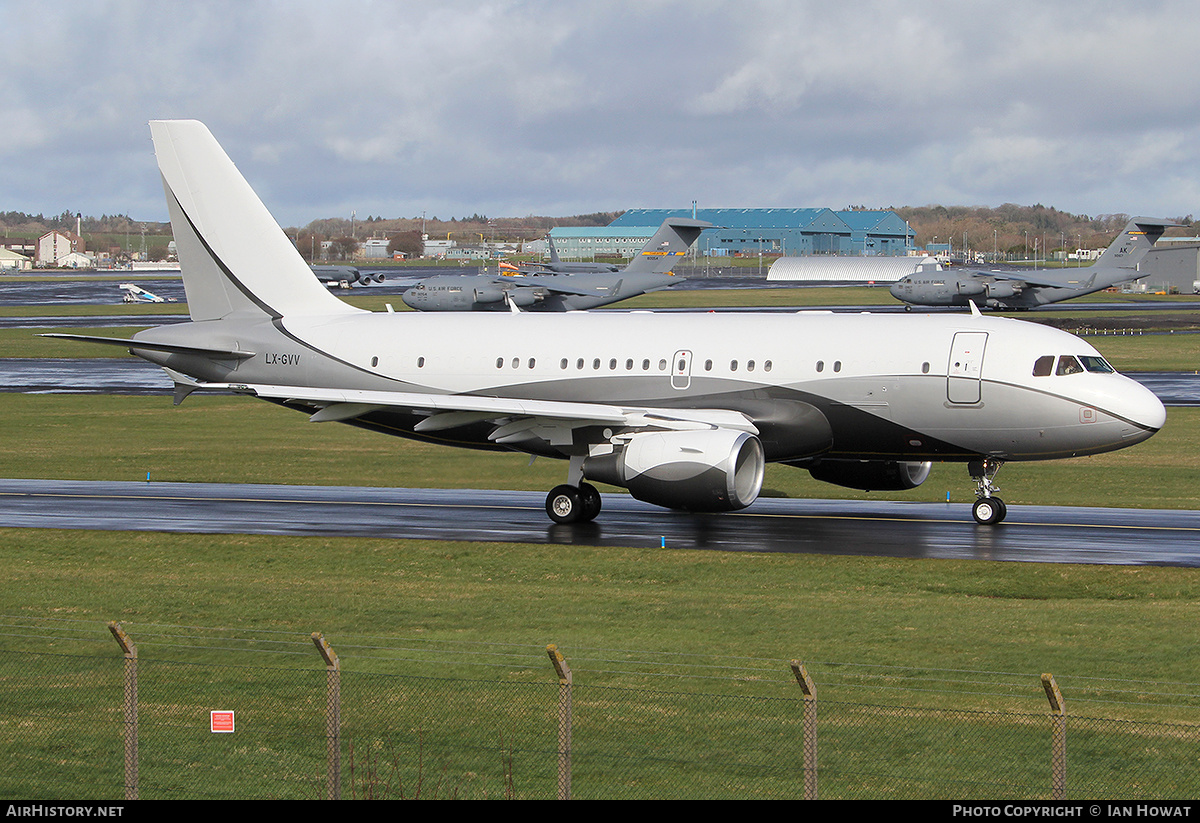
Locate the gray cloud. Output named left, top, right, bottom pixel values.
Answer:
left=3, top=0, right=1199, bottom=226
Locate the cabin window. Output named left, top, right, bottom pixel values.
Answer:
left=747, top=360, right=755, bottom=372
left=528, top=358, right=536, bottom=369
left=417, top=357, right=425, bottom=368
left=560, top=358, right=568, bottom=369
left=816, top=361, right=824, bottom=372
left=921, top=361, right=930, bottom=374
left=512, top=358, right=520, bottom=369
left=610, top=358, right=618, bottom=370
left=593, top=358, right=601, bottom=370
left=371, top=356, right=379, bottom=367
left=658, top=359, right=667, bottom=371
left=1032, top=356, right=1054, bottom=377
left=730, top=360, right=738, bottom=371
left=577, top=358, right=585, bottom=370
left=496, top=357, right=504, bottom=369
left=626, top=359, right=634, bottom=370
left=764, top=361, right=772, bottom=372
left=642, top=359, right=651, bottom=371
left=1056, top=355, right=1084, bottom=376
left=833, top=361, right=842, bottom=373
left=704, top=359, right=713, bottom=371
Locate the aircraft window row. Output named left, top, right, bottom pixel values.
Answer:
left=1032, top=354, right=1115, bottom=377
left=815, top=360, right=843, bottom=373
left=485, top=357, right=779, bottom=373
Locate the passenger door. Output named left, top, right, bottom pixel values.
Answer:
left=947, top=332, right=987, bottom=404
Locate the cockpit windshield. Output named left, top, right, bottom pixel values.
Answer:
left=1032, top=354, right=1117, bottom=377
left=1079, top=355, right=1115, bottom=373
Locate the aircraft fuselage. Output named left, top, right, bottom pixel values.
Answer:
left=133, top=309, right=1164, bottom=466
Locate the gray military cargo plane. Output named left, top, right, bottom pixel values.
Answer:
left=890, top=218, right=1177, bottom=310
left=49, top=121, right=1166, bottom=526
left=401, top=218, right=707, bottom=311
left=312, top=265, right=385, bottom=289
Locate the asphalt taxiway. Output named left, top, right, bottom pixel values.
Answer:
left=2, top=478, right=1199, bottom=567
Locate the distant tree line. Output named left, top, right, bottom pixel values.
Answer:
left=892, top=204, right=1195, bottom=256
left=0, top=211, right=170, bottom=236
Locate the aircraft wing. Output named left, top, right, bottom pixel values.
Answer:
left=491, top=275, right=615, bottom=297
left=962, top=269, right=1102, bottom=289
left=184, top=380, right=759, bottom=443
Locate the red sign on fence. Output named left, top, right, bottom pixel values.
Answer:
left=210, top=710, right=235, bottom=733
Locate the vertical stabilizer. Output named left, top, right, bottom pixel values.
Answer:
left=623, top=218, right=712, bottom=274
left=150, top=120, right=360, bottom=321
left=1092, top=217, right=1177, bottom=272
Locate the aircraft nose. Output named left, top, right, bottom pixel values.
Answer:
left=1123, top=378, right=1167, bottom=432
left=1109, top=376, right=1167, bottom=444
left=889, top=282, right=904, bottom=298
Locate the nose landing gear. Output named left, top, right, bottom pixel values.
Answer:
left=969, top=458, right=1007, bottom=525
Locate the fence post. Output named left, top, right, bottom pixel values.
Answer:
left=547, top=644, right=573, bottom=800
left=1041, top=673, right=1065, bottom=800
left=107, top=622, right=138, bottom=801
left=312, top=633, right=341, bottom=800
left=791, top=660, right=818, bottom=800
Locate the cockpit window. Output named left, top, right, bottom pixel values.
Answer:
left=1056, top=355, right=1085, bottom=376
left=1079, top=355, right=1115, bottom=374
left=1032, top=355, right=1054, bottom=377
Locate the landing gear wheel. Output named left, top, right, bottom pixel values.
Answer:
left=972, top=497, right=1007, bottom=525
left=547, top=485, right=584, bottom=524
left=546, top=483, right=602, bottom=524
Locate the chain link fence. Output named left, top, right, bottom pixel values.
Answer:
left=2, top=618, right=1198, bottom=799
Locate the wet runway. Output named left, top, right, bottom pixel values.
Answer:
left=2, top=478, right=1198, bottom=566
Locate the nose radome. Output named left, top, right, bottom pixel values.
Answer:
left=1112, top=377, right=1166, bottom=436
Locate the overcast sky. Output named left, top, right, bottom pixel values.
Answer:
left=4, top=0, right=1200, bottom=228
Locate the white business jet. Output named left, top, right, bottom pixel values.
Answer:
left=51, top=121, right=1166, bottom=526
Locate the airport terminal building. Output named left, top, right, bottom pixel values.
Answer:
left=548, top=208, right=913, bottom=259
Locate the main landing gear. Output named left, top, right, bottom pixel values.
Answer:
left=969, top=458, right=1007, bottom=525
left=546, top=483, right=602, bottom=524
left=545, top=456, right=603, bottom=525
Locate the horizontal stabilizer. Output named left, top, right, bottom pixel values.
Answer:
left=40, top=333, right=255, bottom=360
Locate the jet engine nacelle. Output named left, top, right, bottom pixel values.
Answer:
left=472, top=287, right=506, bottom=304
left=955, top=279, right=986, bottom=297
left=808, top=459, right=932, bottom=491
left=584, top=429, right=765, bottom=512
left=984, top=281, right=1019, bottom=299
left=505, top=289, right=539, bottom=307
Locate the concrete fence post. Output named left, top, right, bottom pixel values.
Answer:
left=791, top=660, right=818, bottom=800
left=547, top=644, right=573, bottom=800
left=1042, top=673, right=1066, bottom=800
left=312, top=632, right=341, bottom=800
left=107, top=622, right=138, bottom=801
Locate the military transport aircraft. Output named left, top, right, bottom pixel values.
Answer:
left=890, top=218, right=1176, bottom=310
left=400, top=218, right=706, bottom=311
left=311, top=265, right=385, bottom=289
left=49, top=121, right=1166, bottom=526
